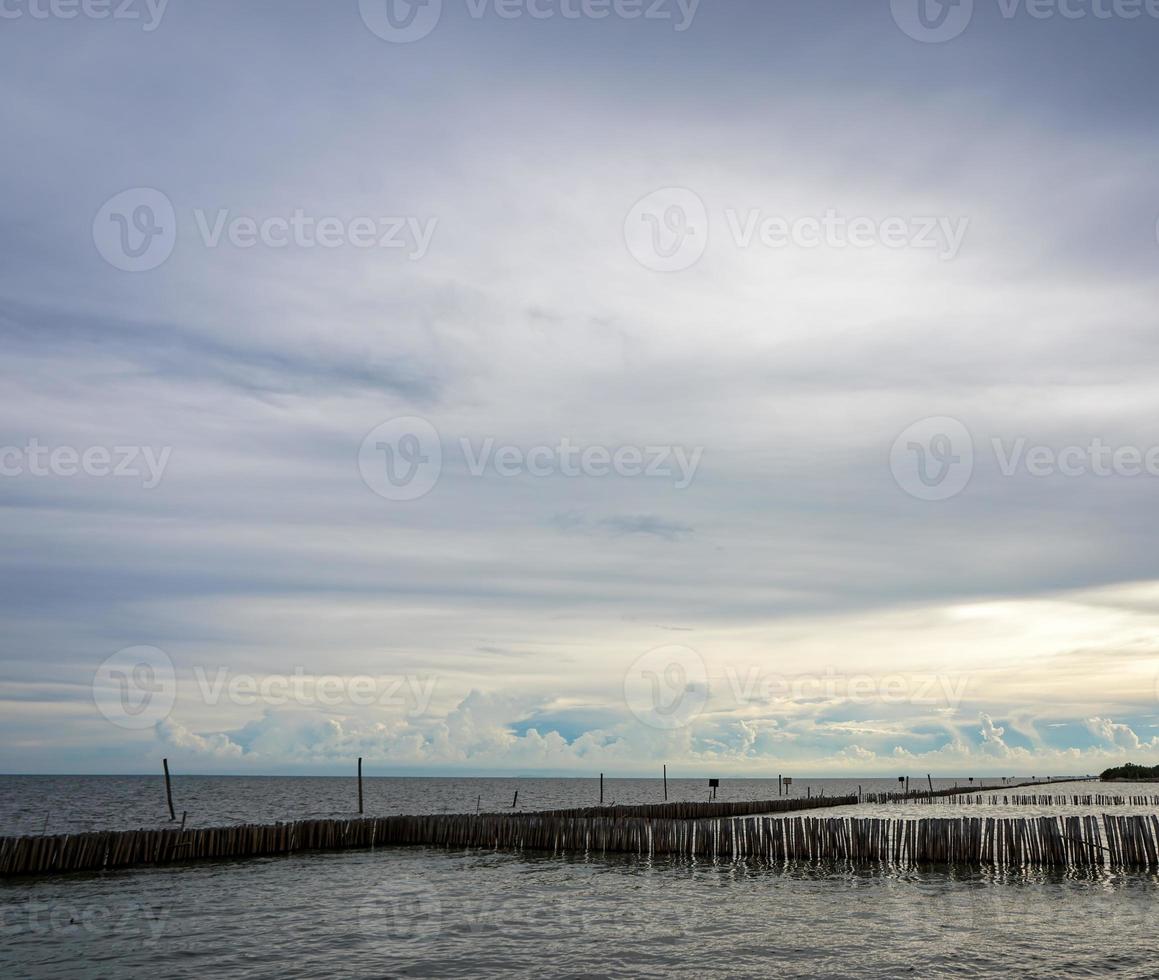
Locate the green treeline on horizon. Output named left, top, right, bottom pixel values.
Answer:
left=1100, top=763, right=1159, bottom=781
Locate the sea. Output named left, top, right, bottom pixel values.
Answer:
left=2, top=775, right=1157, bottom=979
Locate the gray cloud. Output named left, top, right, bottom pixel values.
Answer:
left=1, top=0, right=1158, bottom=772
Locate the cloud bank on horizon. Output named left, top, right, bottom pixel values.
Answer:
left=1, top=0, right=1158, bottom=775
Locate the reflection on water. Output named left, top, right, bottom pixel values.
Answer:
left=2, top=845, right=1158, bottom=979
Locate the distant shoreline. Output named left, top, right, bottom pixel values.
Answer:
left=1100, top=763, right=1159, bottom=782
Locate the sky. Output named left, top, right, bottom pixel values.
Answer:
left=2, top=0, right=1159, bottom=776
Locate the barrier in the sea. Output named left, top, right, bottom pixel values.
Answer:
left=0, top=795, right=852, bottom=877
left=3, top=801, right=1158, bottom=877
left=866, top=793, right=1159, bottom=807
left=861, top=777, right=1092, bottom=804
left=493, top=796, right=854, bottom=821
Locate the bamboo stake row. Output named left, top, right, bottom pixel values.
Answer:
left=3, top=807, right=1158, bottom=877
left=862, top=777, right=1091, bottom=805
left=506, top=795, right=857, bottom=821
left=867, top=794, right=1159, bottom=807
left=0, top=795, right=852, bottom=877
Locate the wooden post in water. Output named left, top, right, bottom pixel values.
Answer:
left=779, top=774, right=783, bottom=796
left=512, top=790, right=518, bottom=808
left=663, top=764, right=668, bottom=802
left=358, top=757, right=364, bottom=815
left=600, top=773, right=604, bottom=805
left=927, top=774, right=934, bottom=794
left=162, top=758, right=176, bottom=821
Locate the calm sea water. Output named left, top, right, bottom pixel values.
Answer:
left=3, top=845, right=1158, bottom=978
left=4, top=775, right=1157, bottom=979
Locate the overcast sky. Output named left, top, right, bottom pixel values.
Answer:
left=2, top=0, right=1158, bottom=775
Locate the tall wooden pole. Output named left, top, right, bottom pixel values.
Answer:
left=600, top=773, right=604, bottom=805
left=663, top=764, right=667, bottom=801
left=162, top=758, right=175, bottom=821
left=358, top=757, right=364, bottom=814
